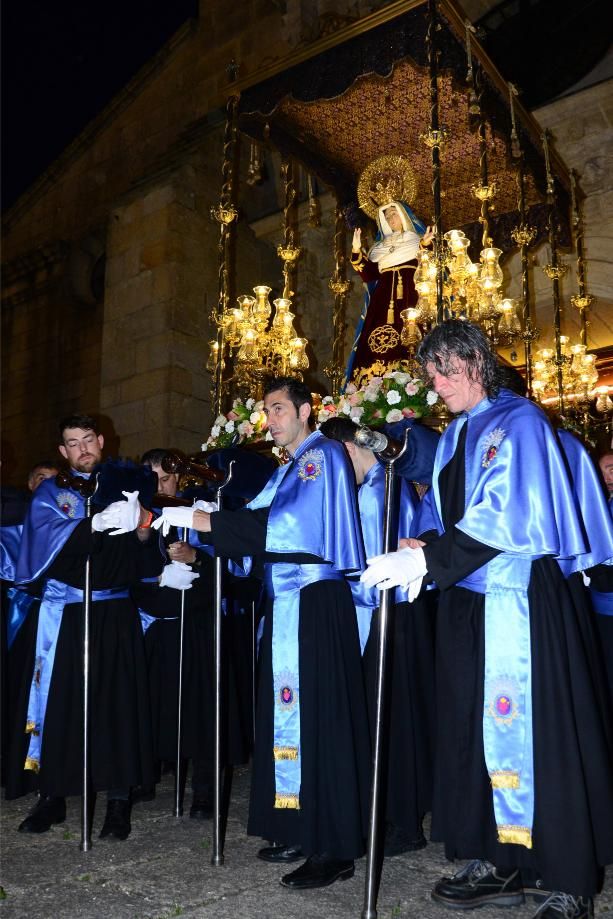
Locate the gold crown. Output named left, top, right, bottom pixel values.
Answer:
left=357, top=155, right=417, bottom=219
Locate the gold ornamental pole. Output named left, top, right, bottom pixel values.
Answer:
left=210, top=94, right=239, bottom=417
left=424, top=0, right=446, bottom=324
left=278, top=158, right=301, bottom=300
left=569, top=170, right=594, bottom=348
left=511, top=154, right=538, bottom=397
left=324, top=200, right=350, bottom=397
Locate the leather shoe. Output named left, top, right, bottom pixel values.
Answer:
left=258, top=843, right=303, bottom=863
left=280, top=855, right=355, bottom=889
left=189, top=793, right=213, bottom=820
left=432, top=859, right=524, bottom=909
left=18, top=796, right=66, bottom=833
left=99, top=799, right=131, bottom=840
left=384, top=823, right=427, bottom=857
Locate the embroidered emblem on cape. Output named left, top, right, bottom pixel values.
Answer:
left=297, top=448, right=324, bottom=482
left=56, top=490, right=78, bottom=517
left=487, top=677, right=521, bottom=726
left=368, top=324, right=400, bottom=354
left=274, top=668, right=299, bottom=710
left=481, top=427, right=506, bottom=468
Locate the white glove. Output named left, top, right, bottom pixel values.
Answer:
left=91, top=490, right=140, bottom=535
left=192, top=499, right=217, bottom=513
left=159, top=561, right=200, bottom=591
left=360, top=546, right=428, bottom=593
left=581, top=570, right=591, bottom=587
left=151, top=505, right=196, bottom=537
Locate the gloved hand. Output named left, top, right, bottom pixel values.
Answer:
left=91, top=491, right=140, bottom=535
left=360, top=546, right=428, bottom=593
left=192, top=499, right=217, bottom=513
left=159, top=561, right=200, bottom=591
left=151, top=505, right=196, bottom=537
left=581, top=570, right=591, bottom=587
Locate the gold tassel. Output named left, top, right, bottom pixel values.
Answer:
left=490, top=770, right=520, bottom=789
left=396, top=270, right=404, bottom=300
left=25, top=721, right=36, bottom=734
left=387, top=274, right=395, bottom=324
left=24, top=756, right=40, bottom=773
left=498, top=825, right=532, bottom=848
left=275, top=793, right=300, bottom=810
left=273, top=745, right=299, bottom=761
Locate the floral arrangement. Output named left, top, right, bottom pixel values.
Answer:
left=316, top=371, right=437, bottom=427
left=202, top=373, right=437, bottom=452
left=201, top=398, right=272, bottom=451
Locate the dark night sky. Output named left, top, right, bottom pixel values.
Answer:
left=1, top=1, right=198, bottom=210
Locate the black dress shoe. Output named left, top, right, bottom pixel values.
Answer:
left=99, top=799, right=131, bottom=840
left=18, top=796, right=66, bottom=833
left=432, top=859, right=524, bottom=909
left=131, top=784, right=155, bottom=804
left=189, top=793, right=213, bottom=820
left=257, top=843, right=303, bottom=863
left=280, top=855, right=355, bottom=889
left=384, top=823, right=427, bottom=857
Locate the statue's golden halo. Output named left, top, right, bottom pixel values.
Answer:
left=357, top=155, right=417, bottom=220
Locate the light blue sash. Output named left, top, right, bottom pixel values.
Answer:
left=264, top=562, right=344, bottom=810
left=24, top=581, right=129, bottom=772
left=6, top=587, right=38, bottom=649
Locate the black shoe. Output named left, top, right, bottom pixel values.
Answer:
left=18, top=796, right=66, bottom=833
left=384, top=823, right=427, bottom=857
left=532, top=893, right=593, bottom=918
left=258, top=843, right=304, bottom=863
left=524, top=878, right=553, bottom=903
left=189, top=793, right=213, bottom=820
left=99, top=799, right=131, bottom=840
left=432, top=859, right=524, bottom=909
left=280, top=855, right=355, bottom=889
left=131, top=784, right=155, bottom=804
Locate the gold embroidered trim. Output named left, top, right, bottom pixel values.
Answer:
left=24, top=756, right=40, bottom=773
left=274, top=793, right=300, bottom=810
left=490, top=770, right=520, bottom=789
left=273, top=745, right=299, bottom=761
left=350, top=252, right=367, bottom=271
left=498, top=825, right=532, bottom=848
left=379, top=262, right=417, bottom=274
left=25, top=721, right=36, bottom=734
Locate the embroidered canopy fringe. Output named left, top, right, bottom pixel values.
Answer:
left=25, top=721, right=36, bottom=734
left=24, top=756, right=40, bottom=772
left=273, top=745, right=299, bottom=761
left=498, top=824, right=533, bottom=848
left=275, top=793, right=300, bottom=809
left=490, top=770, right=520, bottom=789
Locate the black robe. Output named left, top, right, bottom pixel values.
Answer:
left=5, top=520, right=154, bottom=799
left=203, top=507, right=372, bottom=860
left=421, top=424, right=613, bottom=899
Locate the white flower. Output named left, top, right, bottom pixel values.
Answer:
left=342, top=401, right=352, bottom=415
left=201, top=442, right=208, bottom=452
left=265, top=430, right=273, bottom=441
left=350, top=406, right=364, bottom=420
left=386, top=408, right=403, bottom=423
left=386, top=389, right=401, bottom=405
left=363, top=389, right=378, bottom=402
left=322, top=395, right=335, bottom=405
left=317, top=410, right=329, bottom=423
left=245, top=398, right=255, bottom=409
left=345, top=383, right=357, bottom=394
left=391, top=371, right=410, bottom=384
left=254, top=400, right=264, bottom=411
left=426, top=390, right=439, bottom=405
left=271, top=446, right=281, bottom=457
left=211, top=425, right=221, bottom=437
left=225, top=420, right=235, bottom=433
left=215, top=415, right=227, bottom=427
left=250, top=411, right=262, bottom=425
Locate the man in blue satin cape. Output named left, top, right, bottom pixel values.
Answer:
left=5, top=413, right=155, bottom=841
left=361, top=321, right=613, bottom=919
left=153, top=377, right=371, bottom=890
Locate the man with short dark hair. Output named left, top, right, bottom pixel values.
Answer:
left=154, top=377, right=371, bottom=889
left=5, top=413, right=154, bottom=841
left=362, top=321, right=613, bottom=919
left=27, top=461, right=59, bottom=492
left=598, top=450, right=613, bottom=499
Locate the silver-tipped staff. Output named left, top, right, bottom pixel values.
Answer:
left=356, top=428, right=409, bottom=919
left=54, top=470, right=99, bottom=853
left=212, top=460, right=235, bottom=867
left=174, top=526, right=188, bottom=818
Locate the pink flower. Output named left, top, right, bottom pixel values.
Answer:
left=348, top=393, right=361, bottom=406
left=227, top=410, right=240, bottom=421
left=373, top=409, right=383, bottom=418
left=345, top=383, right=357, bottom=394
left=324, top=403, right=336, bottom=413
left=402, top=408, right=416, bottom=418
left=405, top=381, right=419, bottom=396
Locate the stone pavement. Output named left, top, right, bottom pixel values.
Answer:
left=1, top=767, right=611, bottom=919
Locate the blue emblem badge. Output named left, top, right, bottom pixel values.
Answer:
left=297, top=448, right=324, bottom=482
left=56, top=491, right=79, bottom=518
left=481, top=427, right=506, bottom=468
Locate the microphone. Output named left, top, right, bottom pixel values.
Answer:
left=354, top=426, right=405, bottom=460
